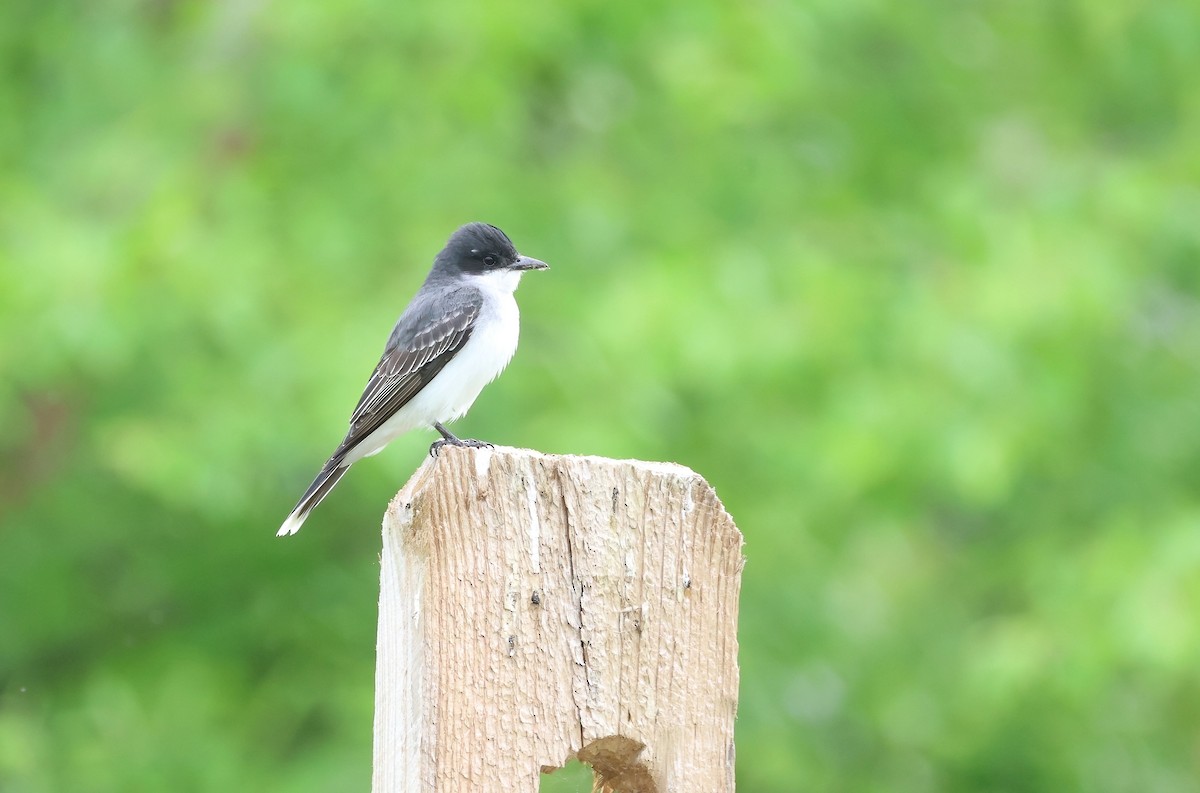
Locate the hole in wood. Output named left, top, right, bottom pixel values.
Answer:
left=540, top=736, right=657, bottom=793
left=539, top=758, right=595, bottom=792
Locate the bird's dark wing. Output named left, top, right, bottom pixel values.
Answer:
left=331, top=287, right=483, bottom=460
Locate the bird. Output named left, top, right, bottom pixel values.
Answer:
left=277, top=222, right=548, bottom=536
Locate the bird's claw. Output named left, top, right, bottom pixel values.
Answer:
left=429, top=438, right=494, bottom=457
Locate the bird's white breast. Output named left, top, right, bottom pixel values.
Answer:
left=414, top=282, right=520, bottom=423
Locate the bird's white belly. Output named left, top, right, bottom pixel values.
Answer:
left=405, top=301, right=520, bottom=424
left=344, top=294, right=520, bottom=463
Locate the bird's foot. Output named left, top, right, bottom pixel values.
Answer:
left=429, top=437, right=494, bottom=457
left=430, top=421, right=493, bottom=456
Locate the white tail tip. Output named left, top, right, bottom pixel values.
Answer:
left=277, top=511, right=307, bottom=537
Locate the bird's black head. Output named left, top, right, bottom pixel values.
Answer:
left=433, top=222, right=548, bottom=278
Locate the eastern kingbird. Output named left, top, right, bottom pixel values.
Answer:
left=277, top=222, right=548, bottom=537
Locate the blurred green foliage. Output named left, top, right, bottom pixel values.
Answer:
left=2, top=0, right=1200, bottom=790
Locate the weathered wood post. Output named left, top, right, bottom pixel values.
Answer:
left=372, top=446, right=743, bottom=792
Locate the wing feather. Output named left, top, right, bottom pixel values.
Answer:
left=331, top=290, right=482, bottom=460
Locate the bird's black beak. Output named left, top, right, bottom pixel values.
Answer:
left=511, top=255, right=549, bottom=271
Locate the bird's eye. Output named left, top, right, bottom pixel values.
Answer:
left=483, top=255, right=497, bottom=267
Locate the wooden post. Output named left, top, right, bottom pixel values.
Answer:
left=372, top=446, right=744, bottom=793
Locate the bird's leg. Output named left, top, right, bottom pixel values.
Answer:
left=429, top=421, right=494, bottom=456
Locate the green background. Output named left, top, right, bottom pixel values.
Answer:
left=3, top=1, right=1199, bottom=790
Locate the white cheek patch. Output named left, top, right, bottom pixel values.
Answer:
left=473, top=267, right=523, bottom=294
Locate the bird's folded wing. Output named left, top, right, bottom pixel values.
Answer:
left=333, top=292, right=482, bottom=458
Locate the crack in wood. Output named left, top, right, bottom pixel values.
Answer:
left=555, top=463, right=588, bottom=749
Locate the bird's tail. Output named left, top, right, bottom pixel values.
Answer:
left=277, top=460, right=350, bottom=537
